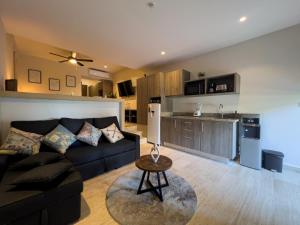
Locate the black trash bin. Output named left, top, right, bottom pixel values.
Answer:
left=262, top=150, right=284, bottom=173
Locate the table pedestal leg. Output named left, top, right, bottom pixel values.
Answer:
left=137, top=170, right=169, bottom=202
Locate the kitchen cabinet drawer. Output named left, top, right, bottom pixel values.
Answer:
left=182, top=120, right=193, bottom=130
left=182, top=137, right=194, bottom=149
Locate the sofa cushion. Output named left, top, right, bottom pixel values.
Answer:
left=10, top=152, right=62, bottom=170
left=0, top=128, right=43, bottom=155
left=42, top=125, right=77, bottom=154
left=94, top=116, right=121, bottom=130
left=60, top=118, right=94, bottom=134
left=65, top=146, right=103, bottom=166
left=11, top=119, right=60, bottom=135
left=101, top=123, right=124, bottom=143
left=77, top=122, right=102, bottom=146
left=10, top=162, right=73, bottom=186
left=0, top=184, right=45, bottom=224
left=100, top=139, right=135, bottom=158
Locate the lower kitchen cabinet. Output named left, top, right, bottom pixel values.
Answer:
left=161, top=117, right=237, bottom=160
left=200, top=120, right=235, bottom=159
left=181, top=119, right=200, bottom=150
left=161, top=117, right=182, bottom=146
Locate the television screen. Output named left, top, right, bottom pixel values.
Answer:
left=118, top=82, right=126, bottom=97
left=118, top=80, right=134, bottom=97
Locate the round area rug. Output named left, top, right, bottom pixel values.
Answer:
left=106, top=170, right=197, bottom=225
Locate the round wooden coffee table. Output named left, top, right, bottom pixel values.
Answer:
left=135, top=155, right=172, bottom=201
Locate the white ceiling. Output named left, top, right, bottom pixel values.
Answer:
left=12, top=35, right=124, bottom=73
left=1, top=0, right=300, bottom=69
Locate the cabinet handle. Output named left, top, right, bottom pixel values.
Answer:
left=175, top=119, right=177, bottom=128
left=201, top=122, right=204, bottom=132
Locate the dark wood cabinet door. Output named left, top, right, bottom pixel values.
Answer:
left=147, top=73, right=161, bottom=98
left=168, top=118, right=180, bottom=146
left=200, top=121, right=233, bottom=158
left=161, top=117, right=171, bottom=144
left=211, top=122, right=233, bottom=158
left=164, top=70, right=190, bottom=96
left=200, top=121, right=214, bottom=154
left=137, top=77, right=148, bottom=125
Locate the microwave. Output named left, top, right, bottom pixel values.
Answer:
left=184, top=80, right=205, bottom=95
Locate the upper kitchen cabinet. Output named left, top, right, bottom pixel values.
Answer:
left=147, top=73, right=162, bottom=98
left=206, top=73, right=240, bottom=95
left=164, top=69, right=190, bottom=96
left=137, top=77, right=148, bottom=125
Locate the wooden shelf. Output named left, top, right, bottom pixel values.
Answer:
left=172, top=73, right=240, bottom=98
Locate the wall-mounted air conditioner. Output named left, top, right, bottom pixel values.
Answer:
left=88, top=68, right=112, bottom=80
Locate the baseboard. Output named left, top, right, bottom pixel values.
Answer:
left=283, top=164, right=300, bottom=172
left=164, top=142, right=229, bottom=164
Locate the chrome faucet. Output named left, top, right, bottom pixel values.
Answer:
left=218, top=104, right=224, bottom=119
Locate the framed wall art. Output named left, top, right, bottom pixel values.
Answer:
left=66, top=75, right=76, bottom=87
left=28, top=69, right=42, bottom=84
left=49, top=78, right=60, bottom=91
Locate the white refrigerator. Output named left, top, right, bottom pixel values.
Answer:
left=147, top=103, right=161, bottom=146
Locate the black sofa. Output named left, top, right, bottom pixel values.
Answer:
left=0, top=116, right=140, bottom=225
left=0, top=158, right=83, bottom=225
left=9, top=116, right=140, bottom=180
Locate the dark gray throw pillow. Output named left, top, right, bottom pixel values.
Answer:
left=11, top=162, right=72, bottom=185
left=10, top=152, right=62, bottom=170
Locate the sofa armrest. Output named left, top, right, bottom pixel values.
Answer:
left=0, top=155, right=9, bottom=181
left=122, top=131, right=140, bottom=159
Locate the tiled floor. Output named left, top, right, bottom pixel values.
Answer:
left=75, top=144, right=300, bottom=225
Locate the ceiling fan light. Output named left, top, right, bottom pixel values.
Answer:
left=69, top=58, right=77, bottom=64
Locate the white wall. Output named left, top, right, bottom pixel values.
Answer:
left=0, top=96, right=122, bottom=144
left=0, top=18, right=15, bottom=90
left=0, top=18, right=6, bottom=90
left=155, top=24, right=300, bottom=168
left=15, top=53, right=86, bottom=95
left=4, top=34, right=15, bottom=79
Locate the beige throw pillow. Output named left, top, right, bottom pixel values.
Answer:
left=77, top=122, right=102, bottom=146
left=101, top=123, right=124, bottom=143
left=0, top=127, right=43, bottom=155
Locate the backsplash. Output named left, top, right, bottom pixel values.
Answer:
left=171, top=94, right=239, bottom=114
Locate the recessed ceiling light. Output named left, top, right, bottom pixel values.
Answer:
left=104, top=65, right=108, bottom=69
left=147, top=1, right=155, bottom=8
left=239, top=16, right=247, bottom=23
left=161, top=51, right=166, bottom=55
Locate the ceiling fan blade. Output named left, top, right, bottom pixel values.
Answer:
left=76, top=58, right=93, bottom=62
left=77, top=61, right=84, bottom=66
left=49, top=52, right=69, bottom=59
left=59, top=59, right=68, bottom=63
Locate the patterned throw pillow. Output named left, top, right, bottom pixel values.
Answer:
left=101, top=123, right=124, bottom=143
left=0, top=127, right=43, bottom=155
left=42, top=125, right=76, bottom=154
left=77, top=122, right=102, bottom=146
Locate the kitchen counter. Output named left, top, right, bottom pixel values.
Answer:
left=161, top=115, right=239, bottom=123
left=161, top=114, right=238, bottom=161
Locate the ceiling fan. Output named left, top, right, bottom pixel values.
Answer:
left=49, top=52, right=93, bottom=66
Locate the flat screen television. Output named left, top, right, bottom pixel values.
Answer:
left=118, top=80, right=134, bottom=97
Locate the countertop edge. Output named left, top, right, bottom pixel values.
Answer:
left=161, top=115, right=239, bottom=123
left=0, top=91, right=124, bottom=103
